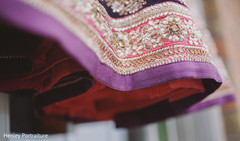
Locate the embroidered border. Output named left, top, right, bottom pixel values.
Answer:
left=105, top=0, right=147, bottom=16
left=20, top=0, right=213, bottom=75
left=95, top=1, right=192, bottom=31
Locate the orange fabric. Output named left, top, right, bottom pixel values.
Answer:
left=41, top=78, right=205, bottom=122
left=0, top=39, right=84, bottom=92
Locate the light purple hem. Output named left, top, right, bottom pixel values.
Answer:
left=0, top=0, right=222, bottom=91
left=186, top=94, right=235, bottom=113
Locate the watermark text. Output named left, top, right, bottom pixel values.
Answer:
left=3, top=133, right=48, bottom=139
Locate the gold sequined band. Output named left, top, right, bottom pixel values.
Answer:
left=95, top=1, right=192, bottom=31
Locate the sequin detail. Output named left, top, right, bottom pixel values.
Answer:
left=105, top=0, right=147, bottom=15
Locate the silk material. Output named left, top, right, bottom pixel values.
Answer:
left=37, top=78, right=205, bottom=123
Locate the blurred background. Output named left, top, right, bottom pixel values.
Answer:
left=1, top=0, right=240, bottom=140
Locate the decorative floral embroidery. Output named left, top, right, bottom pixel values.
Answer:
left=103, top=15, right=203, bottom=58
left=23, top=0, right=212, bottom=74
left=158, top=15, right=187, bottom=42
left=110, top=32, right=133, bottom=58
left=184, top=20, right=205, bottom=46
left=107, top=24, right=165, bottom=58
left=130, top=25, right=164, bottom=53
left=105, top=0, right=147, bottom=15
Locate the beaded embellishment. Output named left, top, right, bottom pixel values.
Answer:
left=105, top=0, right=147, bottom=15
left=20, top=0, right=213, bottom=75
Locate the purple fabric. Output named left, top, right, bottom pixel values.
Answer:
left=0, top=0, right=222, bottom=91
left=98, top=0, right=186, bottom=18
left=187, top=94, right=235, bottom=112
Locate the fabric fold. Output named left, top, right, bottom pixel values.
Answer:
left=0, top=0, right=235, bottom=128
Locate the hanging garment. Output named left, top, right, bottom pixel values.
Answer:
left=0, top=0, right=221, bottom=91
left=0, top=0, right=235, bottom=127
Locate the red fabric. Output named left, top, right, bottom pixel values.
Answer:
left=0, top=39, right=84, bottom=92
left=0, top=37, right=206, bottom=123
left=41, top=78, right=205, bottom=122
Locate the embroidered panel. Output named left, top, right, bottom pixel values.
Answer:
left=105, top=0, right=147, bottom=16
left=20, top=0, right=213, bottom=75
left=97, top=0, right=186, bottom=18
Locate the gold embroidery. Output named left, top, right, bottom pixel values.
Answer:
left=158, top=15, right=187, bottom=42
left=96, top=2, right=192, bottom=31
left=102, top=46, right=212, bottom=75
left=110, top=32, right=134, bottom=58
left=101, top=15, right=204, bottom=59
left=131, top=25, right=164, bottom=52
left=19, top=0, right=213, bottom=75
left=184, top=19, right=205, bottom=46
left=105, top=0, right=147, bottom=16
